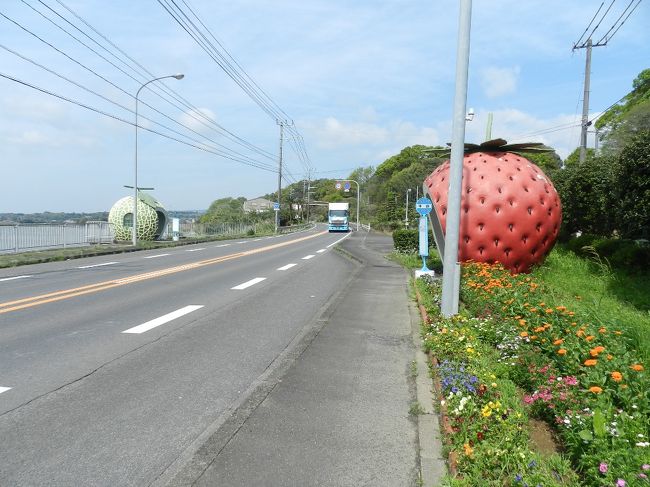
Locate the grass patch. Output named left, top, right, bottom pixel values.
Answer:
left=387, top=249, right=442, bottom=272
left=532, top=247, right=650, bottom=363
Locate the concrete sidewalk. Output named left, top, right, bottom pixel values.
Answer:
left=170, top=231, right=445, bottom=486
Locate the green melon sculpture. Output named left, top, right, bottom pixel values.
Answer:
left=108, top=194, right=168, bottom=241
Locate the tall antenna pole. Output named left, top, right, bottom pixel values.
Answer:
left=579, top=39, right=592, bottom=163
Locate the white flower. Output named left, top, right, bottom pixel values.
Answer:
left=636, top=442, right=650, bottom=447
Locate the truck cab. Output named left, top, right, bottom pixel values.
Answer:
left=328, top=202, right=350, bottom=232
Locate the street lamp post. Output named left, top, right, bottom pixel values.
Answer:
left=133, top=73, right=184, bottom=246
left=405, top=188, right=412, bottom=228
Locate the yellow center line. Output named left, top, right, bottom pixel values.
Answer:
left=0, top=231, right=328, bottom=314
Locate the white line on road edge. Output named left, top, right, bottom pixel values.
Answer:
left=0, top=275, right=32, bottom=282
left=301, top=255, right=315, bottom=260
left=122, top=305, right=204, bottom=334
left=77, top=262, right=118, bottom=269
left=277, top=263, right=297, bottom=271
left=326, top=232, right=352, bottom=248
left=231, top=277, right=266, bottom=290
left=237, top=241, right=248, bottom=244
left=215, top=244, right=230, bottom=247
left=186, top=248, right=205, bottom=252
left=316, top=249, right=326, bottom=253
left=0, top=387, right=11, bottom=394
left=144, top=253, right=170, bottom=259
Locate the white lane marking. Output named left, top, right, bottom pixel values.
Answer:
left=302, top=255, right=315, bottom=260
left=144, top=253, right=170, bottom=259
left=122, top=305, right=204, bottom=334
left=0, top=387, right=11, bottom=394
left=186, top=248, right=205, bottom=252
left=231, top=277, right=266, bottom=290
left=326, top=232, right=351, bottom=248
left=0, top=275, right=32, bottom=282
left=215, top=244, right=230, bottom=248
left=265, top=236, right=273, bottom=239
left=237, top=241, right=249, bottom=244
left=77, top=262, right=118, bottom=269
left=277, top=263, right=297, bottom=271
left=316, top=249, right=327, bottom=253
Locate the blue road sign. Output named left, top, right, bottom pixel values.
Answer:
left=343, top=182, right=351, bottom=192
left=415, top=197, right=433, bottom=216
left=273, top=202, right=280, bottom=211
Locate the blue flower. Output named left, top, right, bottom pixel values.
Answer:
left=528, top=460, right=537, bottom=469
left=514, top=474, right=523, bottom=483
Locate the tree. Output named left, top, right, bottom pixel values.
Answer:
left=200, top=197, right=247, bottom=224
left=614, top=130, right=650, bottom=239
left=596, top=68, right=650, bottom=133
left=563, top=147, right=595, bottom=168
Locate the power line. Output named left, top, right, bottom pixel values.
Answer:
left=0, top=11, right=277, bottom=171
left=30, top=0, right=278, bottom=162
left=574, top=2, right=604, bottom=47
left=0, top=71, right=277, bottom=172
left=595, top=0, right=642, bottom=45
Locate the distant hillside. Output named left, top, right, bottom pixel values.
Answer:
left=0, top=209, right=204, bottom=224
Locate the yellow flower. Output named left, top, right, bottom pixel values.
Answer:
left=463, top=443, right=473, bottom=456
left=589, top=386, right=603, bottom=394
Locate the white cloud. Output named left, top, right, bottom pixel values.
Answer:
left=481, top=66, right=521, bottom=98
left=179, top=108, right=217, bottom=133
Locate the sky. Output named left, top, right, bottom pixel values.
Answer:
left=0, top=0, right=648, bottom=213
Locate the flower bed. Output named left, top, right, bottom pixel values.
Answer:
left=418, top=262, right=649, bottom=486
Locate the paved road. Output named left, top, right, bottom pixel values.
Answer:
left=0, top=226, right=359, bottom=486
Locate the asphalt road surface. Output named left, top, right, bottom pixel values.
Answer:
left=0, top=225, right=358, bottom=486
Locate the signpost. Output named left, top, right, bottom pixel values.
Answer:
left=274, top=202, right=280, bottom=233
left=415, top=197, right=435, bottom=278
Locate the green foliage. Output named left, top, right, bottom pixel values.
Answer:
left=595, top=68, right=650, bottom=132
left=200, top=197, right=247, bottom=224
left=393, top=228, right=419, bottom=253
left=614, top=130, right=650, bottom=239
left=524, top=150, right=563, bottom=176
left=553, top=155, right=616, bottom=238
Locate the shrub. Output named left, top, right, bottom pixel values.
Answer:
left=392, top=228, right=418, bottom=253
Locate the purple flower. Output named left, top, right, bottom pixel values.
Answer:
left=514, top=474, right=522, bottom=483
left=643, top=465, right=650, bottom=471
left=638, top=473, right=648, bottom=480
left=616, top=479, right=627, bottom=487
left=599, top=463, right=608, bottom=474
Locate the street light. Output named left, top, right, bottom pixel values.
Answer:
left=336, top=179, right=361, bottom=231
left=405, top=188, right=412, bottom=228
left=133, top=73, right=184, bottom=246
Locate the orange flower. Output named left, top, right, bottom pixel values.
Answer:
left=590, top=346, right=605, bottom=357
left=530, top=335, right=538, bottom=340
left=598, top=327, right=607, bottom=333
left=589, top=386, right=603, bottom=394
left=576, top=330, right=585, bottom=337
left=607, top=354, right=614, bottom=361
left=518, top=319, right=527, bottom=326
left=545, top=308, right=554, bottom=314
left=556, top=305, right=567, bottom=312
left=520, top=331, right=529, bottom=338
left=614, top=331, right=623, bottom=336
left=534, top=326, right=546, bottom=333
left=585, top=335, right=595, bottom=342
left=630, top=364, right=644, bottom=372
left=557, top=349, right=567, bottom=355
left=611, top=371, right=623, bottom=382
left=584, top=359, right=598, bottom=367
left=553, top=339, right=564, bottom=346
left=570, top=322, right=577, bottom=326
left=463, top=443, right=473, bottom=456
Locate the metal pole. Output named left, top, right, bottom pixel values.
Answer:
left=133, top=74, right=183, bottom=246
left=356, top=186, right=360, bottom=231
left=441, top=0, right=472, bottom=317
left=405, top=189, right=411, bottom=228
left=579, top=39, right=592, bottom=164
left=276, top=120, right=284, bottom=233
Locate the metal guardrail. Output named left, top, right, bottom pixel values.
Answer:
left=0, top=222, right=114, bottom=254
left=0, top=220, right=313, bottom=254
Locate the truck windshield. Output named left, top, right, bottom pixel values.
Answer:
left=329, top=210, right=348, bottom=217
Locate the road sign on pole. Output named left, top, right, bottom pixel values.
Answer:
left=415, top=197, right=435, bottom=278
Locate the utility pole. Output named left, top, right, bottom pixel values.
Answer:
left=485, top=112, right=493, bottom=141
left=579, top=39, right=592, bottom=163
left=306, top=169, right=312, bottom=223
left=276, top=120, right=284, bottom=233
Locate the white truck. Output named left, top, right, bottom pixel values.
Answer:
left=328, top=202, right=350, bottom=232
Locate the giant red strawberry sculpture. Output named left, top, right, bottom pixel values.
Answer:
left=424, top=139, right=562, bottom=273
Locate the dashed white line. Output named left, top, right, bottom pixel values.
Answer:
left=316, top=249, right=327, bottom=253
left=215, top=244, right=230, bottom=248
left=121, top=305, right=204, bottom=334
left=0, top=275, right=32, bottom=282
left=0, top=387, right=11, bottom=394
left=186, top=248, right=205, bottom=252
left=231, top=277, right=266, bottom=290
left=326, top=232, right=351, bottom=248
left=144, top=253, right=170, bottom=259
left=301, top=255, right=315, bottom=260
left=77, top=262, right=118, bottom=269
left=277, top=263, right=297, bottom=271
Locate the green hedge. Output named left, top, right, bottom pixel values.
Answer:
left=392, top=229, right=418, bottom=252
left=563, top=236, right=650, bottom=272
